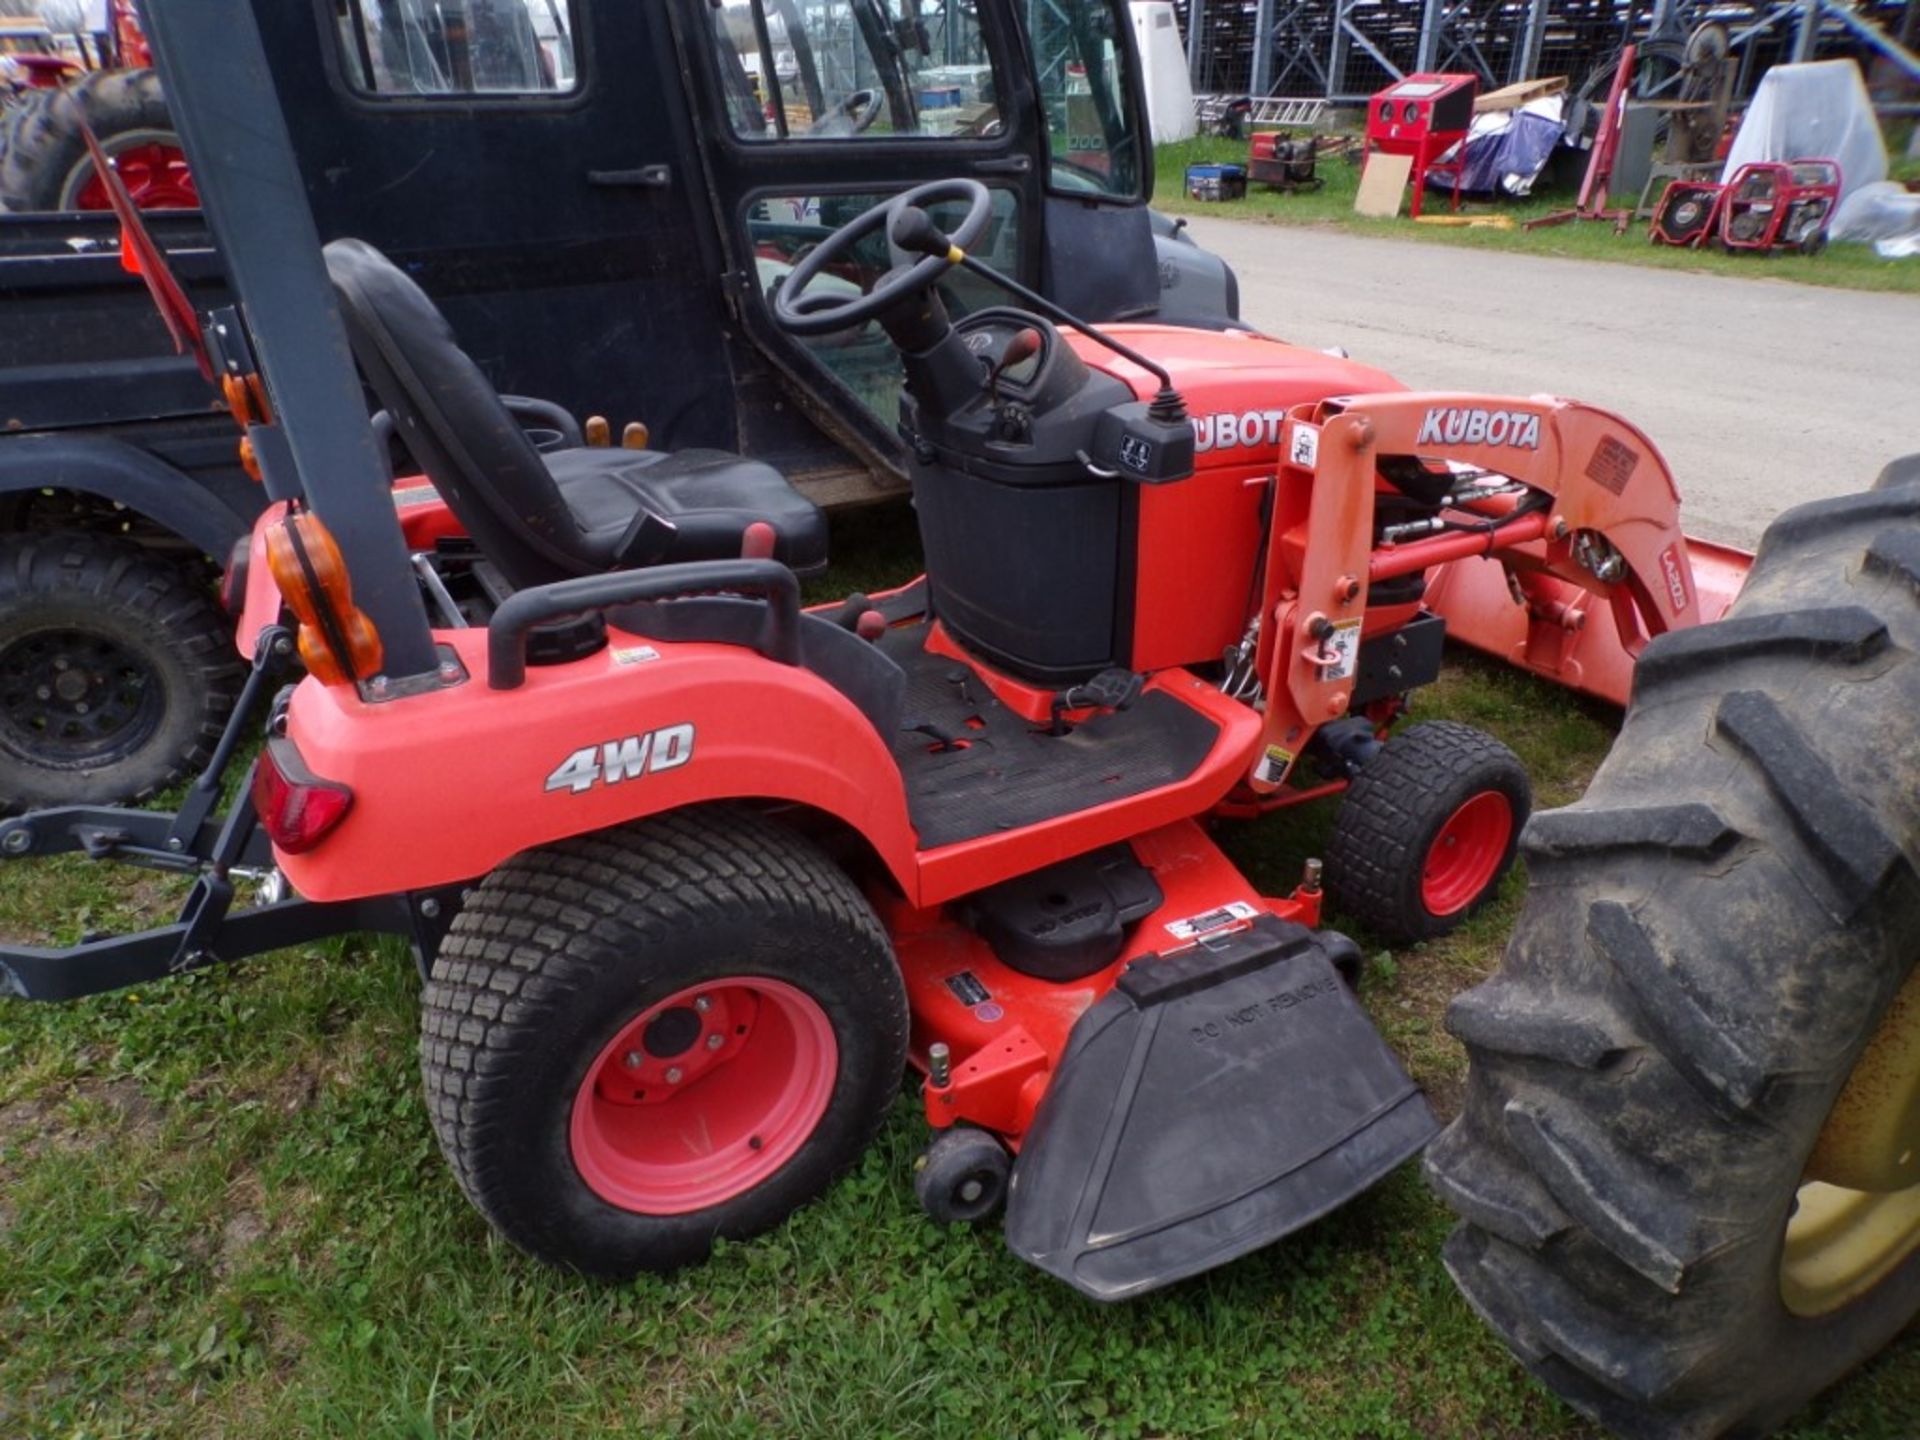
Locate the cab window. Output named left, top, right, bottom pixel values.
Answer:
left=1029, top=0, right=1140, bottom=199
left=706, top=0, right=1002, bottom=140
left=334, top=0, right=579, bottom=97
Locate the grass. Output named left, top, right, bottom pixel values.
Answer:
left=3, top=503, right=1918, bottom=1439
left=1151, top=133, right=1920, bottom=296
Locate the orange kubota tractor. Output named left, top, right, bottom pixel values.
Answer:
left=1, top=2, right=1915, bottom=1438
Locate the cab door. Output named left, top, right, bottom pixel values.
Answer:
left=252, top=0, right=742, bottom=454
left=666, top=0, right=1166, bottom=484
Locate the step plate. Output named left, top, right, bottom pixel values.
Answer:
left=1004, top=916, right=1438, bottom=1301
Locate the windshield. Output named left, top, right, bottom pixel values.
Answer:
left=1029, top=0, right=1140, bottom=198
left=708, top=0, right=1003, bottom=141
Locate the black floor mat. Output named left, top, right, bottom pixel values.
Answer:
left=881, top=626, right=1221, bottom=850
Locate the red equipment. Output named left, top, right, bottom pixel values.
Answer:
left=1719, top=159, right=1841, bottom=254
left=1246, top=131, right=1321, bottom=192
left=1526, top=44, right=1637, bottom=232
left=1364, top=73, right=1478, bottom=218
left=1649, top=177, right=1727, bottom=247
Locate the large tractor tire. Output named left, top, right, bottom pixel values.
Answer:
left=0, top=69, right=193, bottom=213
left=0, top=533, right=244, bottom=811
left=421, top=807, right=909, bottom=1277
left=1427, top=465, right=1920, bottom=1438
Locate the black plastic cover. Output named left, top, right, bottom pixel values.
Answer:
left=1004, top=915, right=1438, bottom=1300
left=963, top=844, right=1164, bottom=982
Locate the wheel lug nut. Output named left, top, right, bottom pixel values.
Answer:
left=623, top=1050, right=643, bottom=1070
left=35, top=686, right=50, bottom=700
left=74, top=702, right=88, bottom=715
left=665, top=1067, right=684, bottom=1084
left=694, top=995, right=712, bottom=1014
left=52, top=657, right=68, bottom=671
left=706, top=1033, right=724, bottom=1050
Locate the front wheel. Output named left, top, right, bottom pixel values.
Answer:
left=1325, top=720, right=1531, bottom=944
left=420, top=807, right=908, bottom=1277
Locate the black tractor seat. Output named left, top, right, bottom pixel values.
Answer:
left=323, top=238, right=827, bottom=591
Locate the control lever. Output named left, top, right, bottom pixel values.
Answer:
left=988, top=327, right=1043, bottom=407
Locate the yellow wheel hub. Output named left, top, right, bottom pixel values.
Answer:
left=1782, top=963, right=1920, bottom=1317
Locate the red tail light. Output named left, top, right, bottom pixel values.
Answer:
left=253, top=736, right=353, bottom=854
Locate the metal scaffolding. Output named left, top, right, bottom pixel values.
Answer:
left=1179, top=0, right=1919, bottom=104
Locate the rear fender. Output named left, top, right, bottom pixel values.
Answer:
left=272, top=626, right=919, bottom=902
left=0, top=433, right=251, bottom=558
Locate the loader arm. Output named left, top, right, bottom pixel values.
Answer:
left=1247, top=391, right=1747, bottom=791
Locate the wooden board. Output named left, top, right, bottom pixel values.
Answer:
left=1353, top=152, right=1413, bottom=218
left=1475, top=76, right=1568, bottom=113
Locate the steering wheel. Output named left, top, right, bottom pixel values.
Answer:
left=806, top=87, right=884, bottom=137
left=772, top=179, right=993, bottom=338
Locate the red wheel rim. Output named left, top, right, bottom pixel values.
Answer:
left=71, top=142, right=197, bottom=211
left=569, top=976, right=838, bottom=1214
left=1420, top=791, right=1515, bottom=917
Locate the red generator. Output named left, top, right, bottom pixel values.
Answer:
left=1247, top=131, right=1322, bottom=192
left=1719, top=159, right=1841, bottom=255
left=1649, top=178, right=1726, bottom=247
left=1365, top=73, right=1478, bottom=218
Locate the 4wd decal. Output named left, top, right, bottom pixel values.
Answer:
left=545, top=723, right=695, bottom=794
left=1416, top=406, right=1542, bottom=450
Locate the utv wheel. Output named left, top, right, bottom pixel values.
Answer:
left=1427, top=475, right=1920, bottom=1438
left=0, top=533, right=243, bottom=810
left=420, top=807, right=909, bottom=1277
left=1325, top=720, right=1530, bottom=944
left=0, top=70, right=193, bottom=213
left=915, top=1126, right=1011, bottom=1224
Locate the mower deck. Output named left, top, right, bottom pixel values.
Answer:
left=882, top=624, right=1221, bottom=849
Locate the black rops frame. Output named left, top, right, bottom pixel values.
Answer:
left=141, top=0, right=442, bottom=685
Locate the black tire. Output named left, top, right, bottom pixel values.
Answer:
left=1325, top=720, right=1531, bottom=945
left=0, top=532, right=243, bottom=810
left=420, top=806, right=909, bottom=1277
left=1426, top=476, right=1920, bottom=1438
left=0, top=69, right=179, bottom=212
left=914, top=1126, right=1011, bottom=1224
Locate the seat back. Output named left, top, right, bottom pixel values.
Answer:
left=322, top=238, right=594, bottom=590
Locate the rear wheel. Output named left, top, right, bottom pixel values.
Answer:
left=0, top=532, right=242, bottom=810
left=0, top=69, right=192, bottom=212
left=1427, top=474, right=1920, bottom=1437
left=420, top=807, right=908, bottom=1276
left=1325, top=720, right=1530, bottom=944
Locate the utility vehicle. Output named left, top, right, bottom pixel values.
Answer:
left=0, top=0, right=1235, bottom=810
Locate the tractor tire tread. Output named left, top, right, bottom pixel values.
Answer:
left=419, top=805, right=906, bottom=1275
left=1426, top=483, right=1920, bottom=1438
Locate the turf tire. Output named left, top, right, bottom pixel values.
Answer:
left=1426, top=473, right=1920, bottom=1438
left=420, top=806, right=909, bottom=1277
left=1325, top=720, right=1531, bottom=944
left=0, top=532, right=242, bottom=810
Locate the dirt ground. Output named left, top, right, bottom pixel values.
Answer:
left=1182, top=214, right=1920, bottom=547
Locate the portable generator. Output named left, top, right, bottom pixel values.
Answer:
left=1719, top=159, right=1840, bottom=255
left=1247, top=131, right=1321, bottom=192
left=1365, top=72, right=1477, bottom=218
left=1649, top=178, right=1725, bottom=247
